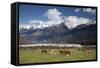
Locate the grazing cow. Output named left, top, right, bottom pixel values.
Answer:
left=49, top=49, right=57, bottom=55
left=59, top=50, right=71, bottom=56
left=85, top=48, right=91, bottom=55
left=41, top=50, right=48, bottom=54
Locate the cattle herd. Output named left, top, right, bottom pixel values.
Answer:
left=19, top=46, right=95, bottom=64
left=20, top=46, right=92, bottom=57
left=35, top=48, right=92, bottom=56
left=32, top=49, right=71, bottom=56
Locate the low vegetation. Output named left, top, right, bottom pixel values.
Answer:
left=19, top=46, right=96, bottom=64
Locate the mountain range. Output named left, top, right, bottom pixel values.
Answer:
left=19, top=22, right=97, bottom=46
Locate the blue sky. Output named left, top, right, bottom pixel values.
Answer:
left=19, top=4, right=96, bottom=29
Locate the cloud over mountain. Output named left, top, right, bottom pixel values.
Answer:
left=19, top=8, right=96, bottom=30
left=44, top=8, right=63, bottom=25
left=74, top=8, right=96, bottom=15
left=64, top=16, right=95, bottom=29
left=83, top=8, right=96, bottom=14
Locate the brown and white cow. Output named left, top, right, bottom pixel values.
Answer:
left=85, top=48, right=91, bottom=55
left=49, top=49, right=57, bottom=55
left=59, top=50, right=71, bottom=56
left=41, top=50, right=48, bottom=54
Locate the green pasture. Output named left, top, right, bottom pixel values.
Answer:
left=19, top=47, right=96, bottom=64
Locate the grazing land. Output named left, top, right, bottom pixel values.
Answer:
left=19, top=44, right=96, bottom=64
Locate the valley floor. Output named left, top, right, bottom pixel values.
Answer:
left=19, top=44, right=96, bottom=64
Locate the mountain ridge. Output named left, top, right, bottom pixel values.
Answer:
left=19, top=22, right=97, bottom=45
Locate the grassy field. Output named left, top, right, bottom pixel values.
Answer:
left=19, top=47, right=96, bottom=64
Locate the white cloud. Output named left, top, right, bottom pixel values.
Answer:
left=20, top=8, right=64, bottom=29
left=44, top=8, right=63, bottom=25
left=19, top=24, right=31, bottom=29
left=19, top=20, right=50, bottom=29
left=19, top=8, right=95, bottom=30
left=83, top=8, right=96, bottom=14
left=64, top=16, right=94, bottom=29
left=75, top=8, right=80, bottom=12
left=75, top=8, right=96, bottom=15
left=29, top=20, right=49, bottom=28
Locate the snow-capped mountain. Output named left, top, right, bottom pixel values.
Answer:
left=19, top=21, right=96, bottom=46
